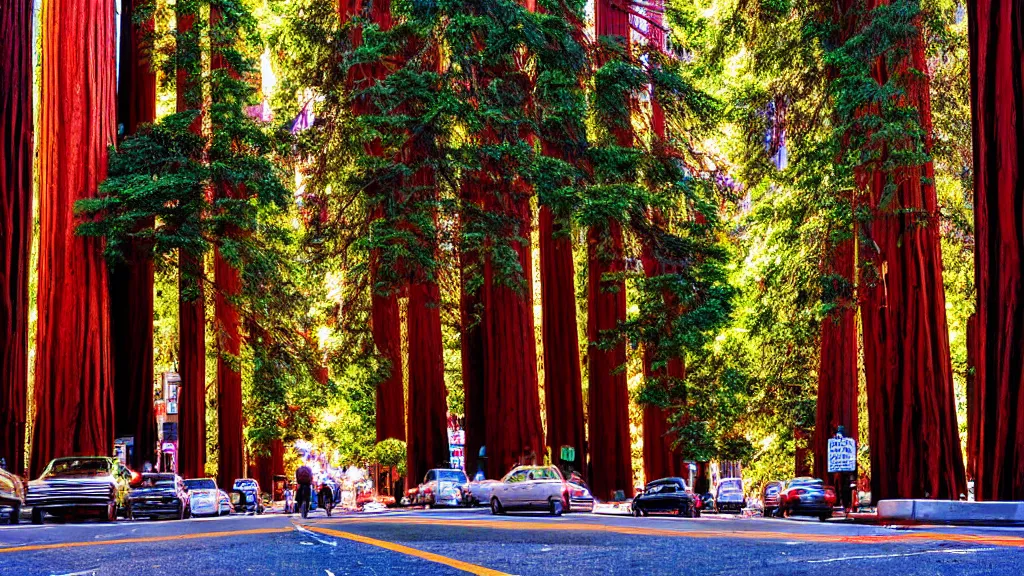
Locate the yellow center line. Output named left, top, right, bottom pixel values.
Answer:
left=308, top=517, right=1024, bottom=549
left=0, top=527, right=293, bottom=554
left=304, top=525, right=511, bottom=576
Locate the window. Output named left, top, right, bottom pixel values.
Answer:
left=661, top=485, right=677, bottom=494
left=439, top=470, right=468, bottom=483
left=425, top=471, right=435, bottom=483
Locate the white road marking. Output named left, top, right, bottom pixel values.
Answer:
left=299, top=541, right=314, bottom=546
left=808, top=547, right=996, bottom=563
left=50, top=569, right=99, bottom=576
left=295, top=524, right=338, bottom=547
left=325, top=571, right=336, bottom=576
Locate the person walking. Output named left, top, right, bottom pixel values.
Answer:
left=284, top=484, right=294, bottom=514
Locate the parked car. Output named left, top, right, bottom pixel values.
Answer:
left=0, top=466, right=26, bottom=525
left=761, top=480, right=784, bottom=517
left=26, top=457, right=132, bottom=524
left=489, top=465, right=594, bottom=516
left=632, top=477, right=700, bottom=518
left=218, top=490, right=233, bottom=515
left=183, top=475, right=227, bottom=516
left=129, top=473, right=190, bottom=520
left=778, top=477, right=836, bottom=521
left=413, top=469, right=469, bottom=508
left=232, top=478, right=264, bottom=514
left=465, top=479, right=502, bottom=507
left=713, top=477, right=746, bottom=513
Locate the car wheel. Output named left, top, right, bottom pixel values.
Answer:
left=819, top=513, right=830, bottom=522
left=31, top=508, right=44, bottom=525
left=490, top=498, right=504, bottom=516
left=632, top=506, right=642, bottom=517
left=9, top=505, right=20, bottom=525
left=549, top=499, right=563, bottom=517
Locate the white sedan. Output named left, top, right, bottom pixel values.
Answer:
left=489, top=466, right=594, bottom=516
left=183, top=478, right=230, bottom=517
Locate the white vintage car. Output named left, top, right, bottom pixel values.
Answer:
left=489, top=465, right=594, bottom=516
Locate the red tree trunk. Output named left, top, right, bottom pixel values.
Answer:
left=31, top=0, right=117, bottom=477
left=640, top=38, right=686, bottom=483
left=479, top=183, right=546, bottom=480
left=211, top=7, right=245, bottom=489
left=966, top=313, right=979, bottom=485
left=588, top=0, right=635, bottom=500
left=112, top=0, right=158, bottom=470
left=812, top=236, right=858, bottom=481
left=406, top=277, right=450, bottom=486
left=0, top=0, right=32, bottom=477
left=968, top=0, right=1024, bottom=501
left=339, top=0, right=406, bottom=443
left=176, top=8, right=207, bottom=480
left=858, top=5, right=966, bottom=501
left=538, top=201, right=586, bottom=475
left=461, top=206, right=487, bottom=477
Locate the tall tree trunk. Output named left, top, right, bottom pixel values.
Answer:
left=0, top=0, right=32, bottom=477
left=211, top=6, right=245, bottom=489
left=538, top=201, right=586, bottom=475
left=968, top=0, right=1024, bottom=501
left=588, top=0, right=635, bottom=501
left=406, top=277, right=450, bottom=486
left=31, top=0, right=117, bottom=477
left=966, top=313, right=979, bottom=486
left=640, top=31, right=686, bottom=483
left=339, top=0, right=405, bottom=443
left=479, top=181, right=545, bottom=479
left=175, top=7, right=207, bottom=480
left=112, top=0, right=158, bottom=470
left=461, top=207, right=487, bottom=477
left=812, top=236, right=858, bottom=480
left=858, top=4, right=966, bottom=501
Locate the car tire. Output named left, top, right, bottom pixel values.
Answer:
left=31, top=508, right=43, bottom=525
left=9, top=505, right=20, bottom=525
left=490, top=498, right=504, bottom=516
left=549, top=499, right=563, bottom=517
left=819, top=513, right=830, bottom=522
left=632, top=506, right=642, bottom=518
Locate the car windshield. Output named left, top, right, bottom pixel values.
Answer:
left=524, top=468, right=560, bottom=481
left=234, top=480, right=257, bottom=489
left=719, top=479, right=742, bottom=493
left=44, top=458, right=110, bottom=478
left=788, top=479, right=823, bottom=490
left=140, top=475, right=176, bottom=488
left=184, top=479, right=217, bottom=491
left=438, top=470, right=468, bottom=483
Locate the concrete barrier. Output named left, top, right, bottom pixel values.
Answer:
left=877, top=499, right=1024, bottom=526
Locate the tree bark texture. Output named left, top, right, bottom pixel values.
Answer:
left=112, top=0, right=158, bottom=469
left=0, top=0, right=32, bottom=477
left=588, top=0, right=635, bottom=500
left=32, top=0, right=117, bottom=477
left=968, top=0, right=1024, bottom=501
left=461, top=202, right=487, bottom=477
left=812, top=236, right=859, bottom=481
left=176, top=8, right=207, bottom=480
left=210, top=7, right=245, bottom=489
left=538, top=202, right=586, bottom=475
left=479, top=182, right=546, bottom=479
left=406, top=278, right=450, bottom=486
left=858, top=4, right=966, bottom=500
left=339, top=0, right=406, bottom=443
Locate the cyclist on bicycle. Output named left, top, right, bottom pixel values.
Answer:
left=295, top=464, right=313, bottom=518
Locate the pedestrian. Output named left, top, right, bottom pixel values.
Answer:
left=284, top=484, right=294, bottom=514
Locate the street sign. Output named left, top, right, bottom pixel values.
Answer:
left=560, top=446, right=575, bottom=463
left=827, top=437, right=856, bottom=473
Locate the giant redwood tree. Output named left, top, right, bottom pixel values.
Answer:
left=211, top=5, right=247, bottom=490
left=846, top=0, right=966, bottom=500
left=338, top=0, right=406, bottom=444
left=112, top=0, right=158, bottom=469
left=32, top=0, right=117, bottom=477
left=812, top=233, right=858, bottom=480
left=176, top=3, right=207, bottom=480
left=587, top=0, right=638, bottom=500
left=0, top=0, right=32, bottom=476
left=534, top=0, right=589, bottom=477
left=968, top=0, right=1024, bottom=501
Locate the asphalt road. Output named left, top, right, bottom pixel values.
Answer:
left=2, top=507, right=1023, bottom=575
